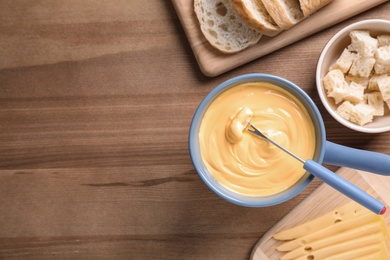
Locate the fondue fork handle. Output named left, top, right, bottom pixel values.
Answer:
left=324, top=142, right=390, bottom=176
left=246, top=124, right=386, bottom=215
left=304, top=160, right=386, bottom=215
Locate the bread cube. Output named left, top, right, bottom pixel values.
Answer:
left=323, top=70, right=349, bottom=104
left=374, top=46, right=390, bottom=74
left=368, top=74, right=387, bottom=91
left=350, top=103, right=375, bottom=126
left=348, top=30, right=378, bottom=57
left=343, top=82, right=366, bottom=103
left=377, top=75, right=390, bottom=101
left=386, top=99, right=390, bottom=110
left=345, top=75, right=369, bottom=87
left=330, top=48, right=357, bottom=73
left=377, top=34, right=390, bottom=47
left=337, top=101, right=375, bottom=126
left=325, top=31, right=390, bottom=126
left=364, top=92, right=384, bottom=116
left=336, top=101, right=355, bottom=121
left=349, top=55, right=376, bottom=78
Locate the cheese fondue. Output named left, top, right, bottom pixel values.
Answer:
left=198, top=82, right=316, bottom=197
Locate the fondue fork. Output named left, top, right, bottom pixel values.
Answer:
left=246, top=123, right=386, bottom=215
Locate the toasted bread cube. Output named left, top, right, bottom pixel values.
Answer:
left=348, top=30, right=378, bottom=57
left=374, top=46, right=390, bottom=74
left=349, top=55, right=376, bottom=78
left=364, top=92, right=384, bottom=116
left=350, top=103, right=375, bottom=126
left=330, top=48, right=357, bottom=73
left=378, top=34, right=390, bottom=47
left=323, top=70, right=348, bottom=104
left=368, top=74, right=388, bottom=91
left=377, top=75, right=390, bottom=101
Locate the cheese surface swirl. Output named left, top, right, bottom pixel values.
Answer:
left=199, top=82, right=316, bottom=197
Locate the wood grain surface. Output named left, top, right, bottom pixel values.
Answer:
left=172, top=0, right=389, bottom=77
left=1, top=1, right=390, bottom=259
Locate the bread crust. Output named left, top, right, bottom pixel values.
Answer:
left=192, top=0, right=334, bottom=54
left=261, top=0, right=303, bottom=30
left=299, top=0, right=333, bottom=17
left=231, top=0, right=282, bottom=37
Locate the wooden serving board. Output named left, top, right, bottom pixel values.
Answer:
left=250, top=167, right=390, bottom=260
left=171, top=0, right=389, bottom=77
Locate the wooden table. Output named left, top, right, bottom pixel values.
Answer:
left=0, top=1, right=389, bottom=259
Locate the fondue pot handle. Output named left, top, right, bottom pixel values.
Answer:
left=323, top=141, right=390, bottom=176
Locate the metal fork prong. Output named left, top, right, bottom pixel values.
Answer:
left=246, top=123, right=305, bottom=163
left=246, top=124, right=255, bottom=133
left=246, top=124, right=266, bottom=138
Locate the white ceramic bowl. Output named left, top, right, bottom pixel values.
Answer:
left=316, top=19, right=390, bottom=133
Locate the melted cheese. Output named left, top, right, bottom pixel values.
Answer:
left=198, top=82, right=316, bottom=197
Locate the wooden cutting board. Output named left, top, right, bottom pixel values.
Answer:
left=171, top=0, right=389, bottom=77
left=250, top=167, right=390, bottom=260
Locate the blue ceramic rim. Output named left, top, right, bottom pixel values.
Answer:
left=189, top=73, right=326, bottom=207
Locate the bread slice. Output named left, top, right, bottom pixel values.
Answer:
left=298, top=0, right=333, bottom=17
left=231, top=0, right=282, bottom=37
left=260, top=0, right=304, bottom=30
left=194, top=0, right=262, bottom=53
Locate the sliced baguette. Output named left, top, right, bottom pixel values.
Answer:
left=298, top=0, right=333, bottom=17
left=260, top=0, right=304, bottom=30
left=231, top=0, right=282, bottom=37
left=194, top=0, right=262, bottom=53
